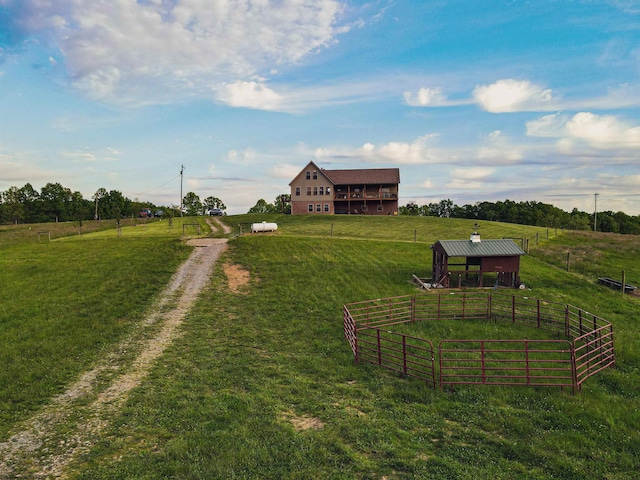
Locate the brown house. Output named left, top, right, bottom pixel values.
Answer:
left=431, top=231, right=525, bottom=288
left=289, top=161, right=400, bottom=215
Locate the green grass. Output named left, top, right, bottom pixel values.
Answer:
left=0, top=221, right=194, bottom=437
left=2, top=215, right=639, bottom=478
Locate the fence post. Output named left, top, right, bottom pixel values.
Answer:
left=481, top=341, right=486, bottom=384
left=402, top=336, right=408, bottom=375
left=571, top=342, right=578, bottom=394
left=622, top=270, right=626, bottom=295
left=411, top=295, right=416, bottom=323
left=525, top=341, right=530, bottom=385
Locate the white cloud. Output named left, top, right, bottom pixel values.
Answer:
left=474, top=130, right=523, bottom=164
left=315, top=133, right=449, bottom=165
left=11, top=0, right=344, bottom=105
left=403, top=87, right=447, bottom=107
left=269, top=163, right=302, bottom=180
left=447, top=167, right=495, bottom=190
left=473, top=79, right=555, bottom=113
left=528, top=111, right=640, bottom=149
left=565, top=112, right=640, bottom=148
left=526, top=113, right=569, bottom=137
left=216, top=81, right=283, bottom=111
left=226, top=148, right=256, bottom=164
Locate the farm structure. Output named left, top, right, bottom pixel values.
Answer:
left=343, top=293, right=615, bottom=394
left=431, top=231, right=525, bottom=288
left=289, top=161, right=400, bottom=215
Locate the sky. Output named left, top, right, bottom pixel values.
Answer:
left=1, top=0, right=640, bottom=216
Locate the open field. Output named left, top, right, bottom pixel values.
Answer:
left=1, top=215, right=639, bottom=478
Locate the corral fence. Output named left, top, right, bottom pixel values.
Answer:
left=343, top=293, right=615, bottom=394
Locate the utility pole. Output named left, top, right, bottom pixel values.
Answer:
left=593, top=192, right=599, bottom=232
left=180, top=164, right=184, bottom=217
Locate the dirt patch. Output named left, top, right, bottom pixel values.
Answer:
left=208, top=217, right=232, bottom=235
left=0, top=239, right=227, bottom=479
left=223, top=263, right=250, bottom=293
left=281, top=412, right=325, bottom=431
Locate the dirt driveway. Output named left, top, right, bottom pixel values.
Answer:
left=0, top=232, right=228, bottom=479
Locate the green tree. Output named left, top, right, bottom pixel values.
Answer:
left=247, top=199, right=277, bottom=214
left=274, top=194, right=291, bottom=214
left=2, top=186, right=24, bottom=224
left=182, top=192, right=203, bottom=216
left=40, top=182, right=72, bottom=222
left=19, top=183, right=41, bottom=222
left=203, top=196, right=226, bottom=213
left=70, top=191, right=90, bottom=229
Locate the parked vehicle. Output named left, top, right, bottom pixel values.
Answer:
left=209, top=208, right=224, bottom=216
left=138, top=208, right=153, bottom=218
left=154, top=210, right=164, bottom=218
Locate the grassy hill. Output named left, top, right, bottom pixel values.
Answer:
left=1, top=215, right=638, bottom=478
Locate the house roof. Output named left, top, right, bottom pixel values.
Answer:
left=322, top=168, right=400, bottom=185
left=434, top=239, right=525, bottom=258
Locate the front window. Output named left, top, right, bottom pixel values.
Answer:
left=319, top=186, right=324, bottom=195
left=307, top=186, right=312, bottom=196
left=308, top=204, right=313, bottom=212
left=324, top=204, right=330, bottom=212
left=313, top=186, right=318, bottom=196
left=313, top=170, right=318, bottom=179
left=326, top=187, right=331, bottom=195
left=295, top=186, right=300, bottom=196
left=316, top=204, right=321, bottom=212
left=306, top=171, right=310, bottom=180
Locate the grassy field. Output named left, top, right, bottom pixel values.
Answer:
left=2, top=215, right=639, bottom=478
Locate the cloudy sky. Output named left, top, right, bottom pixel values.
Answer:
left=1, top=0, right=639, bottom=215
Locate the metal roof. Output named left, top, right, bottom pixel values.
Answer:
left=435, top=239, right=525, bottom=258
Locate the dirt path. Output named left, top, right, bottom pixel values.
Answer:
left=0, top=238, right=228, bottom=479
left=208, top=215, right=232, bottom=235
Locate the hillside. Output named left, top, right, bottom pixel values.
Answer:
left=0, top=215, right=638, bottom=478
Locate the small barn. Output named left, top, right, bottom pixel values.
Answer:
left=430, top=231, right=525, bottom=288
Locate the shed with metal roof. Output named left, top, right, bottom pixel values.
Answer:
left=430, top=231, right=525, bottom=288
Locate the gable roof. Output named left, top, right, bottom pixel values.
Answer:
left=322, top=168, right=400, bottom=185
left=434, top=239, right=525, bottom=258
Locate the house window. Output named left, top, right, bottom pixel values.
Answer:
left=307, top=186, right=312, bottom=196
left=316, top=204, right=321, bottom=212
left=295, top=186, right=300, bottom=196
left=306, top=171, right=310, bottom=180
left=319, top=186, right=324, bottom=195
left=324, top=204, right=330, bottom=212
left=313, top=186, right=318, bottom=196
left=308, top=204, right=313, bottom=212
left=313, top=170, right=318, bottom=179
left=326, top=187, right=331, bottom=195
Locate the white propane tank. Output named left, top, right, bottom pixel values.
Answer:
left=251, top=221, right=278, bottom=233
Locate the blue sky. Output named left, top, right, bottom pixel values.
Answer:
left=1, top=0, right=639, bottom=215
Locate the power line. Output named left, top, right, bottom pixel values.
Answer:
left=132, top=174, right=181, bottom=196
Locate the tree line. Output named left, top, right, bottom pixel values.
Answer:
left=3, top=182, right=639, bottom=235
left=1, top=182, right=190, bottom=224
left=399, top=199, right=640, bottom=234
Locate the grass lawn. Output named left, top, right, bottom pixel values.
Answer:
left=2, top=215, right=639, bottom=478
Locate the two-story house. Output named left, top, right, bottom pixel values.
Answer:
left=289, top=161, right=400, bottom=215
